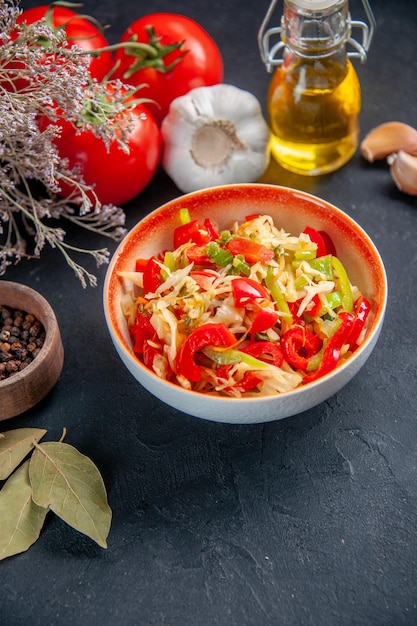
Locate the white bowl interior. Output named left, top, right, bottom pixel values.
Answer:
left=104, top=184, right=387, bottom=424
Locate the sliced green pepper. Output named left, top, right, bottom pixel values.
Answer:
left=207, top=242, right=233, bottom=267
left=161, top=251, right=176, bottom=279
left=331, top=256, right=353, bottom=312
left=294, top=249, right=317, bottom=262
left=218, top=230, right=233, bottom=245
left=203, top=346, right=269, bottom=369
left=325, top=290, right=343, bottom=310
left=309, top=254, right=333, bottom=278
left=179, top=208, right=191, bottom=224
left=231, top=254, right=251, bottom=276
left=265, top=266, right=293, bottom=326
left=295, top=274, right=309, bottom=290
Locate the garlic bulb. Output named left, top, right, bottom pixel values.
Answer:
left=161, top=84, right=270, bottom=193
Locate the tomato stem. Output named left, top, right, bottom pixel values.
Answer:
left=84, top=27, right=187, bottom=76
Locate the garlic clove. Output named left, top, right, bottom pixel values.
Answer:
left=360, top=121, right=417, bottom=163
left=388, top=150, right=417, bottom=196
left=161, top=84, right=270, bottom=193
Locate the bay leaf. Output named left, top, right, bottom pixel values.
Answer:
left=29, top=442, right=112, bottom=548
left=0, top=460, right=49, bottom=561
left=0, top=428, right=47, bottom=480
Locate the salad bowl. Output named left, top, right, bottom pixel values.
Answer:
left=103, top=184, right=387, bottom=424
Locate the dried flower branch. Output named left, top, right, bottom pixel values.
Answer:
left=0, top=0, right=138, bottom=287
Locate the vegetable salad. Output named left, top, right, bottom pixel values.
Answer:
left=119, top=212, right=371, bottom=397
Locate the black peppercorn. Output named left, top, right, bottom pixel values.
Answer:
left=0, top=304, right=45, bottom=380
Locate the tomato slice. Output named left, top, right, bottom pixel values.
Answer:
left=226, top=238, right=275, bottom=264
left=232, top=277, right=271, bottom=307
left=190, top=270, right=218, bottom=289
left=248, top=308, right=279, bottom=334
left=186, top=245, right=212, bottom=265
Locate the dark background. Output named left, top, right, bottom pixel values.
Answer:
left=1, top=1, right=417, bottom=624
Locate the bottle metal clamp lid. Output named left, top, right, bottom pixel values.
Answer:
left=258, top=0, right=376, bottom=71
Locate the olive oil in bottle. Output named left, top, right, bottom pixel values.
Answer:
left=258, top=0, right=375, bottom=176
left=267, top=53, right=361, bottom=175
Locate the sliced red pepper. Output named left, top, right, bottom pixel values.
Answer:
left=130, top=311, right=154, bottom=355
left=228, top=371, right=263, bottom=393
left=303, top=226, right=327, bottom=258
left=319, top=230, right=337, bottom=256
left=143, top=339, right=173, bottom=380
left=305, top=294, right=322, bottom=318
left=176, top=322, right=236, bottom=382
left=216, top=365, right=263, bottom=394
left=216, top=364, right=231, bottom=381
left=240, top=341, right=284, bottom=368
left=173, top=220, right=211, bottom=248
left=281, top=326, right=322, bottom=371
left=142, top=339, right=160, bottom=369
left=287, top=301, right=306, bottom=326
left=135, top=257, right=149, bottom=273
left=232, top=277, right=271, bottom=307
left=304, top=311, right=355, bottom=382
left=248, top=308, right=279, bottom=334
left=226, top=237, right=275, bottom=264
left=348, top=295, right=371, bottom=348
left=203, top=218, right=219, bottom=241
left=245, top=213, right=262, bottom=221
left=143, top=256, right=163, bottom=294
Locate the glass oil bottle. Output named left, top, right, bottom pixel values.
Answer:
left=258, top=0, right=375, bottom=175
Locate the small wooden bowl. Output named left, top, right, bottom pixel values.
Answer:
left=0, top=281, right=64, bottom=420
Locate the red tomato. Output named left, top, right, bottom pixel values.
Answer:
left=41, top=93, right=162, bottom=206
left=112, top=13, right=224, bottom=124
left=16, top=5, right=112, bottom=82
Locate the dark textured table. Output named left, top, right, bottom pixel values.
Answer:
left=1, top=1, right=417, bottom=624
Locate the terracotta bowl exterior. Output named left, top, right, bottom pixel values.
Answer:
left=0, top=281, right=64, bottom=420
left=103, top=184, right=387, bottom=424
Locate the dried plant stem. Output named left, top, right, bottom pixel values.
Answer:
left=0, top=0, right=138, bottom=287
